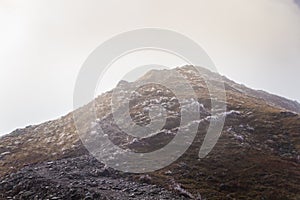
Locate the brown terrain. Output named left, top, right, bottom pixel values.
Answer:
left=0, top=66, right=299, bottom=199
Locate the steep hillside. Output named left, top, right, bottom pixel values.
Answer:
left=0, top=66, right=299, bottom=199
left=222, top=76, right=300, bottom=113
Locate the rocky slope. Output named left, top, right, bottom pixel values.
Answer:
left=0, top=66, right=299, bottom=199
left=0, top=155, right=183, bottom=200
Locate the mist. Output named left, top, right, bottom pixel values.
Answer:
left=0, top=0, right=299, bottom=135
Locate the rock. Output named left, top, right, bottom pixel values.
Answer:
left=170, top=179, right=194, bottom=199
left=272, top=135, right=279, bottom=140
left=234, top=134, right=244, bottom=142
left=279, top=111, right=297, bottom=118
left=1, top=152, right=10, bottom=156
left=129, top=193, right=136, bottom=197
left=173, top=184, right=194, bottom=199
left=195, top=193, right=202, bottom=200
left=0, top=155, right=178, bottom=199
left=98, top=168, right=111, bottom=177
left=139, top=174, right=152, bottom=184
left=265, top=139, right=275, bottom=145
left=22, top=191, right=34, bottom=198
left=164, top=170, right=172, bottom=175
left=84, top=192, right=93, bottom=200
left=219, top=183, right=231, bottom=191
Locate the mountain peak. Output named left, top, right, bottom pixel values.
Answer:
left=0, top=66, right=299, bottom=199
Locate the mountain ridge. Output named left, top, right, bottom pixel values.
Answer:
left=0, top=65, right=299, bottom=199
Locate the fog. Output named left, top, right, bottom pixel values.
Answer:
left=0, top=0, right=300, bottom=135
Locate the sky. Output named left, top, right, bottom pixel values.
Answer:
left=0, top=0, right=300, bottom=135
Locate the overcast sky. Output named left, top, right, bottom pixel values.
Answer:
left=0, top=0, right=300, bottom=135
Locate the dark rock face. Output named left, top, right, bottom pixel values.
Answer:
left=0, top=155, right=185, bottom=200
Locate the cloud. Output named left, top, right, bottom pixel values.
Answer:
left=0, top=0, right=299, bottom=135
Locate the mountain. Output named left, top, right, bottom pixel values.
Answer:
left=0, top=66, right=299, bottom=199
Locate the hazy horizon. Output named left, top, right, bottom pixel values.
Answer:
left=1, top=65, right=299, bottom=136
left=1, top=0, right=300, bottom=135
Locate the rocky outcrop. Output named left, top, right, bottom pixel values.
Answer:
left=0, top=155, right=184, bottom=200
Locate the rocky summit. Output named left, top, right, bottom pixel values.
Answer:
left=0, top=66, right=299, bottom=199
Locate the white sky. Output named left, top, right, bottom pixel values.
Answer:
left=0, top=0, right=300, bottom=135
